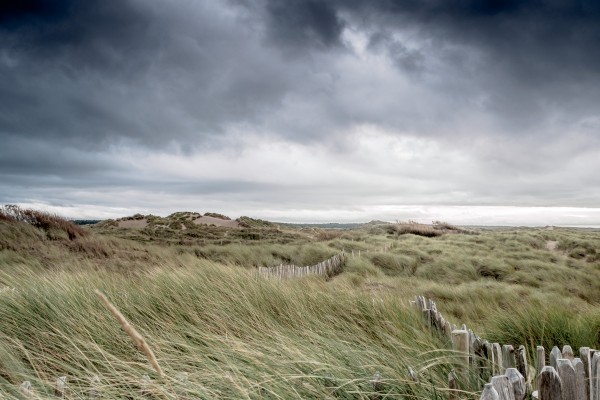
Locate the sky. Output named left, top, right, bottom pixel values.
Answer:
left=1, top=0, right=599, bottom=225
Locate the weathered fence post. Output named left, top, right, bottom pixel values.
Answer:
left=491, top=375, right=516, bottom=400
left=592, top=352, right=600, bottom=400
left=579, top=347, right=592, bottom=400
left=572, top=358, right=587, bottom=400
left=506, top=368, right=526, bottom=400
left=516, top=345, right=529, bottom=384
left=538, top=366, right=562, bottom=400
left=55, top=376, right=67, bottom=398
left=19, top=381, right=33, bottom=397
left=481, top=382, right=501, bottom=400
left=556, top=359, right=577, bottom=400
left=452, top=330, right=470, bottom=374
left=550, top=346, right=562, bottom=369
left=562, top=345, right=575, bottom=361
left=493, top=343, right=504, bottom=374
left=537, top=346, right=546, bottom=379
left=503, top=345, right=516, bottom=369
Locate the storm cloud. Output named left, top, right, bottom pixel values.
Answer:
left=1, top=0, right=599, bottom=224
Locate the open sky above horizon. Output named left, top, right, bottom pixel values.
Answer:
left=1, top=0, right=599, bottom=226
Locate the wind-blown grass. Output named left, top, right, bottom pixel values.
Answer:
left=0, top=262, right=478, bottom=399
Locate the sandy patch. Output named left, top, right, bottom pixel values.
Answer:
left=546, top=240, right=558, bottom=251
left=118, top=219, right=148, bottom=229
left=193, top=215, right=240, bottom=228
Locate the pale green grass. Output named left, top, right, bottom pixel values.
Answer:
left=0, top=262, right=478, bottom=399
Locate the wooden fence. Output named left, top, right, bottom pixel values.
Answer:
left=413, top=295, right=600, bottom=400
left=257, top=253, right=346, bottom=280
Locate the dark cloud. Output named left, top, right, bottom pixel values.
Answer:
left=264, top=0, right=345, bottom=51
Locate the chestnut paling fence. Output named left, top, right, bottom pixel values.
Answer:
left=257, top=252, right=346, bottom=280
left=413, top=295, right=600, bottom=400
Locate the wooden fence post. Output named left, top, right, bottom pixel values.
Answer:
left=516, top=345, right=529, bottom=384
left=484, top=341, right=495, bottom=374
left=452, top=330, right=470, bottom=374
left=19, top=381, right=32, bottom=397
left=579, top=348, right=592, bottom=400
left=562, top=345, right=575, bottom=361
left=550, top=346, right=562, bottom=369
left=537, top=346, right=546, bottom=380
left=506, top=368, right=526, bottom=400
left=491, top=375, right=515, bottom=400
left=556, top=359, right=577, bottom=400
left=503, top=345, right=516, bottom=369
left=592, top=352, right=600, bottom=400
left=572, top=358, right=587, bottom=400
left=55, top=376, right=67, bottom=398
left=493, top=343, right=504, bottom=374
left=538, top=366, right=562, bottom=400
left=481, top=383, right=500, bottom=400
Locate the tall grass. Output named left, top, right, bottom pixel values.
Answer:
left=0, top=262, right=479, bottom=399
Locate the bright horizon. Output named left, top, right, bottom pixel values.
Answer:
left=13, top=202, right=600, bottom=228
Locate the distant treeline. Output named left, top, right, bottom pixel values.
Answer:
left=71, top=220, right=101, bottom=225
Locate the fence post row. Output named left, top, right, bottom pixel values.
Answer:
left=413, top=296, right=599, bottom=400
left=257, top=253, right=345, bottom=280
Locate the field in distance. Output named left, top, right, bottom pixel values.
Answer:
left=0, top=206, right=599, bottom=398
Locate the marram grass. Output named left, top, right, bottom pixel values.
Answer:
left=0, top=261, right=480, bottom=399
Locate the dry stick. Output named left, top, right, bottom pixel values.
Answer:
left=95, top=289, right=165, bottom=378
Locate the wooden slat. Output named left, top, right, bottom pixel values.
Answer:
left=506, top=368, right=526, bottom=400
left=538, top=366, right=562, bottom=400
left=557, top=359, right=577, bottom=400
left=480, top=382, right=501, bottom=400
left=491, top=375, right=516, bottom=400
left=572, top=358, right=587, bottom=400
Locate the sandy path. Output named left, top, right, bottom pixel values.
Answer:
left=193, top=215, right=240, bottom=228
left=118, top=219, right=148, bottom=228
left=545, top=240, right=558, bottom=251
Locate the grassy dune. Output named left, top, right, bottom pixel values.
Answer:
left=0, top=210, right=599, bottom=398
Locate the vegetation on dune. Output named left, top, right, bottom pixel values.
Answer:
left=1, top=209, right=600, bottom=397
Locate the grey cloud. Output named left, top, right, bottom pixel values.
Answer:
left=263, top=0, right=346, bottom=52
